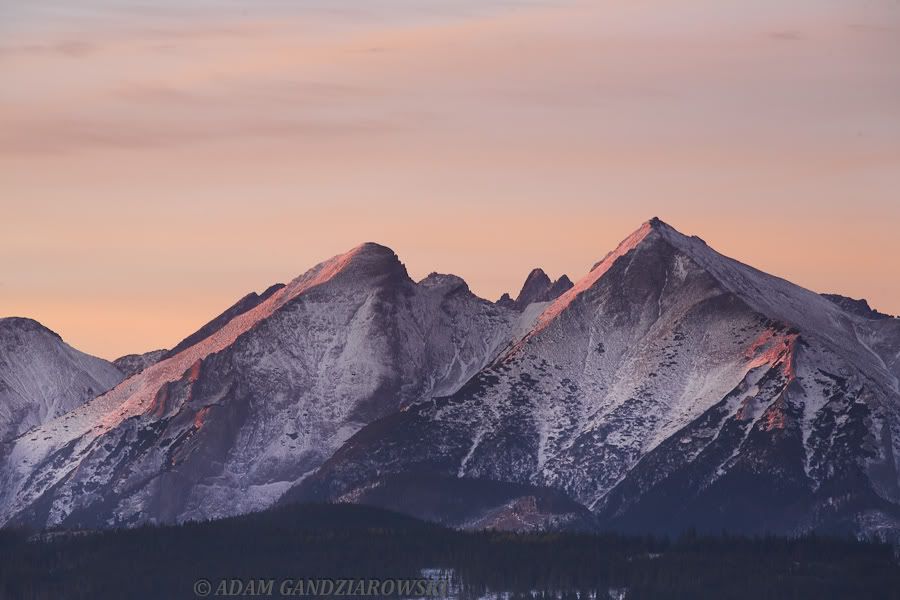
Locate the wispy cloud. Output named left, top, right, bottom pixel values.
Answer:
left=767, top=30, right=803, bottom=42
left=0, top=113, right=403, bottom=155
left=0, top=39, right=95, bottom=57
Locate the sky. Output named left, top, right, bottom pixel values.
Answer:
left=1, top=0, right=899, bottom=359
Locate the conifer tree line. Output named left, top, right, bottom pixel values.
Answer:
left=2, top=504, right=899, bottom=599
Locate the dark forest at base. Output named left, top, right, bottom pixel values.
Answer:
left=1, top=503, right=898, bottom=600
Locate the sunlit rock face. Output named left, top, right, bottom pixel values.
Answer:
left=4, top=220, right=900, bottom=540
left=292, top=220, right=900, bottom=540
left=0, top=244, right=520, bottom=528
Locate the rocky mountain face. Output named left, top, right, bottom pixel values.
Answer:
left=291, top=219, right=900, bottom=540
left=3, top=220, right=899, bottom=541
left=113, top=350, right=168, bottom=378
left=0, top=244, right=520, bottom=528
left=0, top=318, right=123, bottom=445
left=823, top=294, right=896, bottom=320
left=497, top=269, right=573, bottom=311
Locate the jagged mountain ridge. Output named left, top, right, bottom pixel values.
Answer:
left=291, top=219, right=900, bottom=540
left=3, top=220, right=899, bottom=539
left=113, top=350, right=168, bottom=378
left=823, top=294, right=896, bottom=321
left=162, top=283, right=287, bottom=360
left=0, top=244, right=522, bottom=528
left=0, top=318, right=123, bottom=446
left=111, top=284, right=289, bottom=379
left=497, top=269, right=573, bottom=311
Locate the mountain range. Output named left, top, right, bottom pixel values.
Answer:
left=1, top=218, right=899, bottom=542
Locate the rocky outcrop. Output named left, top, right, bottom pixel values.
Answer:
left=498, top=269, right=573, bottom=311
left=113, top=349, right=168, bottom=378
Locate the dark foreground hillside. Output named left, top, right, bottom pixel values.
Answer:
left=1, top=503, right=899, bottom=600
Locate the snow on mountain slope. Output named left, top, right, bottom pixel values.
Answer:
left=0, top=318, right=123, bottom=445
left=0, top=244, right=519, bottom=528
left=294, top=219, right=900, bottom=539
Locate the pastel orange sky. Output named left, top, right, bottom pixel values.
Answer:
left=2, top=0, right=899, bottom=359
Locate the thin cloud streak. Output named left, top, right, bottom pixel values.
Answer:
left=1, top=0, right=899, bottom=357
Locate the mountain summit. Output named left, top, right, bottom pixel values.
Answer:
left=292, top=219, right=900, bottom=539
left=0, top=318, right=122, bottom=445
left=0, top=243, right=519, bottom=528
left=2, top=220, right=900, bottom=540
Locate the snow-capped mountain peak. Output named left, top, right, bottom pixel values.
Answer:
left=0, top=243, right=519, bottom=528
left=0, top=318, right=123, bottom=445
left=531, top=218, right=658, bottom=333
left=290, top=219, right=900, bottom=541
left=4, top=223, right=900, bottom=541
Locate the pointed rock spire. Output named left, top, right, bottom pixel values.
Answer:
left=496, top=292, right=516, bottom=309
left=501, top=268, right=574, bottom=311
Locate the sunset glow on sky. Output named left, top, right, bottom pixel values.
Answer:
left=2, top=0, right=899, bottom=359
